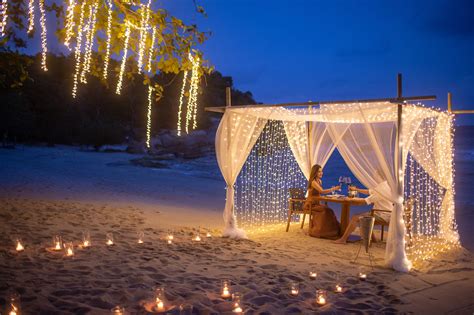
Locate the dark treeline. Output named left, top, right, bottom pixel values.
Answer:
left=0, top=51, right=257, bottom=148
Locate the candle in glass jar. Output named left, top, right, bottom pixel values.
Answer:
left=335, top=284, right=343, bottom=293
left=193, top=235, right=201, bottom=242
left=289, top=282, right=299, bottom=296
left=16, top=239, right=24, bottom=252
left=221, top=280, right=231, bottom=298
left=232, top=292, right=243, bottom=314
left=316, top=290, right=327, bottom=305
left=137, top=231, right=144, bottom=244
left=309, top=271, right=317, bottom=279
left=358, top=272, right=367, bottom=280
left=106, top=233, right=114, bottom=246
left=206, top=232, right=212, bottom=238
left=110, top=305, right=125, bottom=314
left=167, top=234, right=173, bottom=244
left=52, top=235, right=62, bottom=251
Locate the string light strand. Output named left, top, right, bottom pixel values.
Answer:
left=38, top=0, right=48, bottom=71
left=116, top=24, right=131, bottom=95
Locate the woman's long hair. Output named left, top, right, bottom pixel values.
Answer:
left=307, top=164, right=322, bottom=190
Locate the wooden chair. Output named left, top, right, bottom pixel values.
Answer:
left=286, top=188, right=311, bottom=232
left=370, top=197, right=414, bottom=242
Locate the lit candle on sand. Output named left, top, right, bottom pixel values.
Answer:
left=65, top=242, right=74, bottom=257
left=358, top=272, right=367, bottom=281
left=82, top=231, right=91, bottom=248
left=110, top=305, right=125, bottom=314
left=193, top=235, right=201, bottom=242
left=153, top=287, right=167, bottom=312
left=232, top=292, right=243, bottom=314
left=155, top=298, right=164, bottom=311
left=167, top=234, right=173, bottom=244
left=316, top=290, right=327, bottom=305
left=52, top=235, right=62, bottom=251
left=206, top=231, right=212, bottom=238
left=221, top=280, right=231, bottom=299
left=137, top=231, right=144, bottom=244
left=106, top=233, right=114, bottom=246
left=335, top=284, right=343, bottom=293
left=309, top=271, right=317, bottom=279
left=289, top=282, right=299, bottom=296
left=16, top=239, right=24, bottom=252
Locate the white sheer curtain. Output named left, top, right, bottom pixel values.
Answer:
left=410, top=114, right=459, bottom=243
left=325, top=105, right=412, bottom=272
left=215, top=109, right=268, bottom=239
left=283, top=121, right=337, bottom=179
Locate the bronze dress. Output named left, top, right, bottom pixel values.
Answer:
left=307, top=181, right=341, bottom=239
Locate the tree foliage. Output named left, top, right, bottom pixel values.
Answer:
left=1, top=0, right=211, bottom=99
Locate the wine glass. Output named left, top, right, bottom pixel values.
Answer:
left=338, top=176, right=343, bottom=192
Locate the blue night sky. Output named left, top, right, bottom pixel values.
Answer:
left=163, top=0, right=474, bottom=124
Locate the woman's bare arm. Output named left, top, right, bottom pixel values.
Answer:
left=311, top=180, right=337, bottom=195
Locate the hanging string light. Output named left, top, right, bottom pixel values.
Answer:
left=116, top=23, right=131, bottom=95
left=137, top=0, right=151, bottom=73
left=185, top=53, right=200, bottom=133
left=80, top=1, right=98, bottom=84
left=72, top=1, right=86, bottom=98
left=146, top=85, right=153, bottom=149
left=64, top=0, right=76, bottom=48
left=146, top=26, right=156, bottom=73
left=38, top=0, right=48, bottom=71
left=27, top=0, right=35, bottom=34
left=176, top=70, right=188, bottom=136
left=0, top=0, right=7, bottom=37
left=102, top=0, right=113, bottom=80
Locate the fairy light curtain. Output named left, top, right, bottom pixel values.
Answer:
left=234, top=121, right=306, bottom=228
left=215, top=108, right=271, bottom=238
left=409, top=115, right=458, bottom=243
left=215, top=102, right=459, bottom=272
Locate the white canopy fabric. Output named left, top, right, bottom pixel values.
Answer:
left=215, top=101, right=457, bottom=272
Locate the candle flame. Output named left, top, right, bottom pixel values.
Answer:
left=138, top=239, right=143, bottom=244
left=336, top=284, right=342, bottom=292
left=55, top=242, right=61, bottom=250
left=206, top=232, right=212, bottom=238
left=83, top=240, right=90, bottom=247
left=156, top=298, right=164, bottom=310
left=107, top=239, right=113, bottom=245
left=67, top=248, right=74, bottom=256
left=317, top=296, right=326, bottom=305
left=16, top=241, right=24, bottom=251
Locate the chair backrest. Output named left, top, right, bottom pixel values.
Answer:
left=289, top=188, right=305, bottom=199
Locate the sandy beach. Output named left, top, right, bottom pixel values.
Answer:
left=0, top=146, right=473, bottom=314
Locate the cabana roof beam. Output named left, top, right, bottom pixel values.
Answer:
left=205, top=95, right=436, bottom=113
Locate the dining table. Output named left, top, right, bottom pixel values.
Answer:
left=314, top=195, right=367, bottom=235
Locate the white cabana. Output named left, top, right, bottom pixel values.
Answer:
left=214, top=101, right=459, bottom=272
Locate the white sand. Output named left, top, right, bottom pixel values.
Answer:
left=0, top=146, right=473, bottom=314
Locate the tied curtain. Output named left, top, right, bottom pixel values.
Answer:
left=322, top=104, right=413, bottom=272
left=409, top=114, right=459, bottom=243
left=215, top=109, right=269, bottom=238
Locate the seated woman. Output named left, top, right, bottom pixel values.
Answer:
left=334, top=181, right=393, bottom=244
left=305, top=164, right=341, bottom=239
